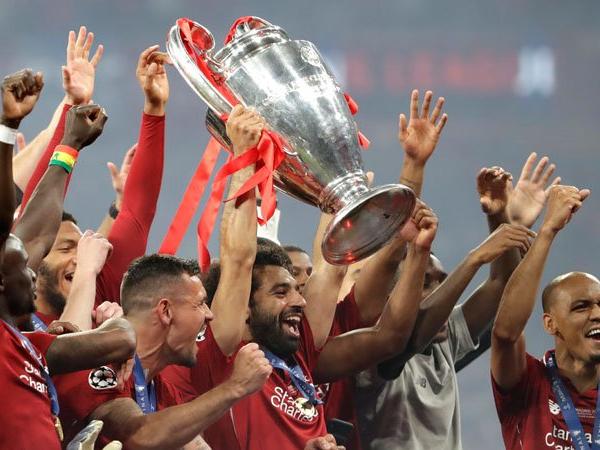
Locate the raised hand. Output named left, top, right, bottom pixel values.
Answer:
left=63, top=26, right=103, bottom=105
left=1, top=69, right=44, bottom=127
left=411, top=200, right=438, bottom=250
left=77, top=230, right=113, bottom=275
left=398, top=89, right=448, bottom=166
left=107, top=144, right=136, bottom=210
left=227, top=343, right=272, bottom=398
left=477, top=167, right=512, bottom=216
left=226, top=105, right=266, bottom=155
left=136, top=45, right=171, bottom=116
left=61, top=104, right=108, bottom=151
left=471, top=223, right=536, bottom=264
left=507, top=152, right=561, bottom=227
left=541, top=185, right=590, bottom=234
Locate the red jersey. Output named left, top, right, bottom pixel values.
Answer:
left=53, top=365, right=182, bottom=445
left=316, top=288, right=366, bottom=450
left=493, top=351, right=598, bottom=450
left=163, top=319, right=327, bottom=450
left=0, top=322, right=59, bottom=449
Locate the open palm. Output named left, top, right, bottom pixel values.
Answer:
left=62, top=26, right=103, bottom=105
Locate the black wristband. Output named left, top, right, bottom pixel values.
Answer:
left=109, top=201, right=119, bottom=219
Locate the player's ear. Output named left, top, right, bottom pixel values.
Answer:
left=543, top=312, right=558, bottom=336
left=156, top=298, right=173, bottom=326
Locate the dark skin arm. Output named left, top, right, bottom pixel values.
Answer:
left=13, top=104, right=107, bottom=271
left=313, top=202, right=436, bottom=383
left=0, top=69, right=43, bottom=248
left=46, top=317, right=135, bottom=375
left=352, top=90, right=447, bottom=325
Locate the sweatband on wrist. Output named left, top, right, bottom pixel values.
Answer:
left=49, top=145, right=79, bottom=174
left=0, top=124, right=18, bottom=145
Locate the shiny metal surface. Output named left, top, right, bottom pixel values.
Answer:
left=167, top=17, right=416, bottom=264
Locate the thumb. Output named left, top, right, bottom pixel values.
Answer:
left=107, top=162, right=120, bottom=183
left=61, top=66, right=71, bottom=85
left=15, top=132, right=26, bottom=152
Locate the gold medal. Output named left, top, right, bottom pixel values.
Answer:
left=54, top=416, right=64, bottom=442
left=294, top=397, right=317, bottom=419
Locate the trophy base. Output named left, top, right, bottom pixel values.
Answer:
left=321, top=184, right=416, bottom=265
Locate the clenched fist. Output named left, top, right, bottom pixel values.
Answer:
left=61, top=104, right=108, bottom=151
left=1, top=69, right=44, bottom=127
left=477, top=167, right=512, bottom=216
left=77, top=231, right=113, bottom=275
left=227, top=343, right=272, bottom=398
left=226, top=105, right=266, bottom=156
left=305, top=434, right=345, bottom=450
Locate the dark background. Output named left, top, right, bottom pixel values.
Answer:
left=2, top=1, right=599, bottom=447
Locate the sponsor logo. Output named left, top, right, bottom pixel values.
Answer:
left=548, top=399, right=561, bottom=415
left=88, top=366, right=117, bottom=390
left=545, top=424, right=593, bottom=448
left=270, top=386, right=320, bottom=423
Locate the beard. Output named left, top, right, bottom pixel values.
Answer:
left=37, top=261, right=67, bottom=315
left=248, top=306, right=300, bottom=358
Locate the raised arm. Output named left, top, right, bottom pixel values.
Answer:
left=46, top=317, right=135, bottom=375
left=94, top=47, right=169, bottom=303
left=492, top=185, right=589, bottom=390
left=302, top=212, right=347, bottom=348
left=14, top=104, right=107, bottom=271
left=19, top=26, right=103, bottom=213
left=351, top=90, right=447, bottom=325
left=210, top=106, right=264, bottom=356
left=60, top=231, right=113, bottom=329
left=0, top=69, right=43, bottom=249
left=313, top=201, right=436, bottom=383
left=90, top=343, right=270, bottom=450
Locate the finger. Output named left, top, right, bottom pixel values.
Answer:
left=15, top=132, right=26, bottom=152
left=83, top=32, right=94, bottom=59
left=435, top=113, right=448, bottom=133
left=138, top=45, right=160, bottom=69
left=579, top=189, right=591, bottom=201
left=519, top=152, right=537, bottom=181
left=75, top=26, right=87, bottom=58
left=539, top=163, right=556, bottom=186
left=366, top=171, right=375, bottom=187
left=399, top=113, right=407, bottom=135
left=123, top=144, right=137, bottom=166
left=430, top=97, right=445, bottom=123
left=107, top=162, right=120, bottom=182
left=544, top=177, right=562, bottom=195
left=33, top=72, right=44, bottom=93
left=61, top=66, right=71, bottom=87
left=67, top=30, right=76, bottom=62
left=90, top=44, right=104, bottom=68
left=409, top=89, right=418, bottom=121
left=531, top=156, right=549, bottom=183
left=421, top=90, right=433, bottom=118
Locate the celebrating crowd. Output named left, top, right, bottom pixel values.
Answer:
left=0, top=24, right=596, bottom=450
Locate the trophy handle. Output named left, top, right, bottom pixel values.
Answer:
left=225, top=16, right=274, bottom=42
left=167, top=19, right=235, bottom=117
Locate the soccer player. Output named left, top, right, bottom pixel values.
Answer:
left=491, top=184, right=594, bottom=450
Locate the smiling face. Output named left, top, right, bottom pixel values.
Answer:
left=36, top=220, right=82, bottom=314
left=248, top=265, right=307, bottom=358
left=543, top=273, right=600, bottom=365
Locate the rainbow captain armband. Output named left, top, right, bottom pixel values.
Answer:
left=49, top=145, right=79, bottom=174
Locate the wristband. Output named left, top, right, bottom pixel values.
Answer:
left=108, top=201, right=119, bottom=219
left=49, top=145, right=79, bottom=174
left=0, top=124, right=18, bottom=145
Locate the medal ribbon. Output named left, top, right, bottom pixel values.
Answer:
left=31, top=313, right=48, bottom=332
left=132, top=355, right=157, bottom=414
left=261, top=347, right=322, bottom=406
left=545, top=351, right=600, bottom=450
left=4, top=321, right=59, bottom=416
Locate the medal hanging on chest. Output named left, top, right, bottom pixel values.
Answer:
left=132, top=355, right=157, bottom=414
left=545, top=351, right=600, bottom=450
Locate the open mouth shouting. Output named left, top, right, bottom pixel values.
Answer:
left=281, top=312, right=303, bottom=339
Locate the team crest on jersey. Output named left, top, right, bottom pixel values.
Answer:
left=548, top=398, right=561, bottom=415
left=88, top=366, right=117, bottom=390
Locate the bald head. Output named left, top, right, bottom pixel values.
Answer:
left=542, top=272, right=600, bottom=312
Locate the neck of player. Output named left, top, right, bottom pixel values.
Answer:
left=555, top=345, right=600, bottom=393
left=130, top=317, right=169, bottom=381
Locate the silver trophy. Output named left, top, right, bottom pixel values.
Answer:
left=167, top=17, right=416, bottom=264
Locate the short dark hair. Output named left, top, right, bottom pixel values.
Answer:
left=61, top=211, right=78, bottom=225
left=283, top=245, right=308, bottom=255
left=203, top=244, right=293, bottom=307
left=121, top=254, right=198, bottom=314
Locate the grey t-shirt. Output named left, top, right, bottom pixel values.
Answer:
left=354, top=305, right=477, bottom=450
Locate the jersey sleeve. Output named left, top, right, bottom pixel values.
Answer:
left=24, top=331, right=58, bottom=356
left=491, top=353, right=544, bottom=418
left=95, top=113, right=165, bottom=304
left=447, top=305, right=478, bottom=362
